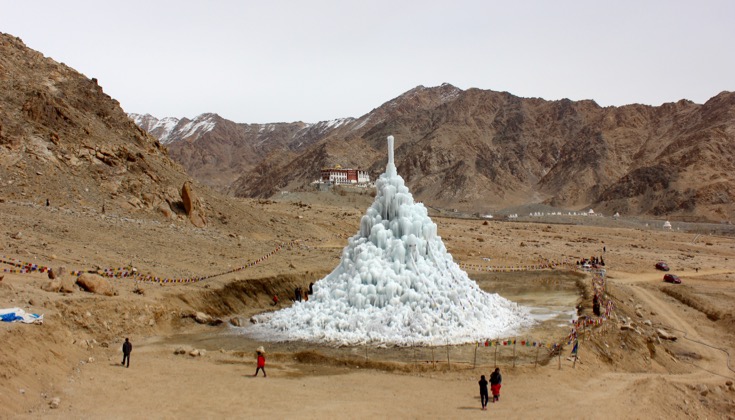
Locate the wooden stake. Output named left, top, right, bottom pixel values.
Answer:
left=473, top=343, right=478, bottom=369
left=558, top=345, right=561, bottom=370
left=446, top=341, right=451, bottom=370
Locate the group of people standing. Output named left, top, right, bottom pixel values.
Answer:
left=294, top=282, right=314, bottom=302
left=271, top=282, right=316, bottom=306
left=478, top=368, right=502, bottom=410
left=577, top=255, right=605, bottom=267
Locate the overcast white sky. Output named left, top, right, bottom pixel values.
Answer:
left=2, top=0, right=733, bottom=123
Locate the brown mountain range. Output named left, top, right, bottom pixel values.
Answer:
left=152, top=83, right=733, bottom=222
left=10, top=24, right=729, bottom=223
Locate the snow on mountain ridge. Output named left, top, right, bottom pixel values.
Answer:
left=128, top=113, right=216, bottom=144
left=176, top=115, right=216, bottom=140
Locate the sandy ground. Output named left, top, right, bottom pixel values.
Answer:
left=2, top=195, right=735, bottom=419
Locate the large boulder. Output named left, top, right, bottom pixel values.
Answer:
left=59, top=275, right=77, bottom=293
left=41, top=278, right=62, bottom=293
left=49, top=265, right=68, bottom=280
left=76, top=273, right=116, bottom=296
left=181, top=181, right=207, bottom=228
left=229, top=316, right=248, bottom=327
left=194, top=312, right=213, bottom=324
left=157, top=202, right=174, bottom=219
left=656, top=328, right=677, bottom=341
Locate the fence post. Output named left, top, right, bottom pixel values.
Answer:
left=558, top=345, right=561, bottom=370
left=473, top=343, right=478, bottom=369
left=446, top=341, right=451, bottom=370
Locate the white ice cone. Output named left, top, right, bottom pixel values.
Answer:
left=248, top=136, right=532, bottom=346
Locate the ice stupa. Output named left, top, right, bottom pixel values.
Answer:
left=249, top=136, right=531, bottom=346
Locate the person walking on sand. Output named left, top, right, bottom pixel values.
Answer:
left=254, top=346, right=266, bottom=377
left=479, top=374, right=489, bottom=410
left=121, top=338, right=132, bottom=368
left=490, top=368, right=502, bottom=402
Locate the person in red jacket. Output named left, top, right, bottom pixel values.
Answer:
left=254, top=346, right=266, bottom=377
left=490, top=368, right=502, bottom=402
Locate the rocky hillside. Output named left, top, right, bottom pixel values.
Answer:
left=128, top=113, right=355, bottom=191
left=0, top=33, right=208, bottom=225
left=131, top=91, right=734, bottom=223
left=229, top=85, right=734, bottom=222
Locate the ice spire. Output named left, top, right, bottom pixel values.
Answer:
left=386, top=135, right=397, bottom=176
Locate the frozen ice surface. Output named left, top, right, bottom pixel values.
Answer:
left=247, top=136, right=532, bottom=346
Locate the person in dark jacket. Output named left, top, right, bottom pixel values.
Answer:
left=479, top=375, right=489, bottom=410
left=490, top=368, right=502, bottom=402
left=122, top=338, right=132, bottom=368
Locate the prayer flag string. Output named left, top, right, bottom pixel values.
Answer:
left=0, top=239, right=309, bottom=285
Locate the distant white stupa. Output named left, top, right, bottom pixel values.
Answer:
left=249, top=136, right=531, bottom=346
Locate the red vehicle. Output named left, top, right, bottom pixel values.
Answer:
left=663, top=274, right=681, bottom=284
left=655, top=262, right=670, bottom=271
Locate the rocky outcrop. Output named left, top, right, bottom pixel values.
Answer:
left=59, top=275, right=76, bottom=294
left=41, top=278, right=62, bottom=293
left=194, top=311, right=212, bottom=324
left=181, top=181, right=206, bottom=228
left=656, top=328, right=677, bottom=341
left=76, top=273, right=116, bottom=296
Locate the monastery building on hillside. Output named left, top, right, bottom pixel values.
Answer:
left=320, top=165, right=370, bottom=185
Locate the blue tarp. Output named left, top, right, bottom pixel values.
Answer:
left=0, top=308, right=43, bottom=324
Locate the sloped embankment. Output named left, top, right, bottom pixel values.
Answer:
left=174, top=271, right=330, bottom=319
left=659, top=285, right=728, bottom=321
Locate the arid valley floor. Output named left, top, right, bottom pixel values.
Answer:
left=1, top=191, right=734, bottom=419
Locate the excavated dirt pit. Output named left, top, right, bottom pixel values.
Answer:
left=158, top=270, right=586, bottom=368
